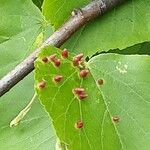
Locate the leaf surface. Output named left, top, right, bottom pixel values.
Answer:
left=42, top=0, right=89, bottom=29
left=42, top=0, right=150, bottom=56
left=0, top=0, right=56, bottom=149
left=0, top=0, right=48, bottom=77
left=35, top=46, right=150, bottom=149
left=0, top=74, right=56, bottom=150
left=88, top=53, right=150, bottom=150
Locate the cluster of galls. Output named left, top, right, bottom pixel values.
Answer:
left=73, top=88, right=87, bottom=100
left=72, top=53, right=89, bottom=78
left=37, top=48, right=106, bottom=130
left=41, top=48, right=69, bottom=67
left=38, top=49, right=69, bottom=89
left=72, top=53, right=89, bottom=102
left=72, top=53, right=89, bottom=129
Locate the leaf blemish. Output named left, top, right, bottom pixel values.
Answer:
left=41, top=57, right=48, bottom=63
left=116, top=62, right=128, bottom=74
left=97, top=79, right=104, bottom=85
left=112, top=116, right=120, bottom=123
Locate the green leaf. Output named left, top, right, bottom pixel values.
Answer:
left=0, top=0, right=56, bottom=149
left=88, top=53, right=150, bottom=150
left=0, top=74, right=56, bottom=150
left=42, top=0, right=150, bottom=56
left=0, top=0, right=47, bottom=77
left=35, top=46, right=150, bottom=149
left=34, top=46, right=119, bottom=149
left=42, top=0, right=89, bottom=29
left=64, top=0, right=150, bottom=56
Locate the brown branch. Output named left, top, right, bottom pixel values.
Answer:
left=0, top=0, right=125, bottom=97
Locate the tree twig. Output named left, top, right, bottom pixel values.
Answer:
left=0, top=0, right=125, bottom=97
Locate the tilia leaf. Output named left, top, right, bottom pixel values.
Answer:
left=42, top=0, right=150, bottom=56
left=35, top=45, right=150, bottom=149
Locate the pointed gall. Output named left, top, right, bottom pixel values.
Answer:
left=54, top=59, right=61, bottom=67
left=72, top=57, right=79, bottom=66
left=73, top=87, right=88, bottom=100
left=49, top=54, right=57, bottom=62
left=73, top=88, right=85, bottom=95
left=112, top=116, right=120, bottom=123
left=74, top=53, right=84, bottom=61
left=53, top=75, right=63, bottom=83
left=79, top=69, right=89, bottom=78
left=61, top=48, right=68, bottom=58
left=72, top=53, right=84, bottom=66
left=42, top=57, right=48, bottom=63
left=75, top=121, right=83, bottom=129
left=38, top=81, right=46, bottom=89
left=97, top=79, right=104, bottom=85
left=78, top=94, right=88, bottom=100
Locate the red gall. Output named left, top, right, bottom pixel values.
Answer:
left=72, top=53, right=84, bottom=66
left=73, top=88, right=85, bottom=95
left=75, top=121, right=83, bottom=129
left=79, top=69, right=89, bottom=78
left=54, top=59, right=61, bottom=67
left=61, top=48, right=69, bottom=58
left=53, top=75, right=63, bottom=82
left=38, top=81, right=46, bottom=89
left=112, top=116, right=120, bottom=123
left=78, top=93, right=88, bottom=100
left=72, top=57, right=79, bottom=66
left=49, top=54, right=57, bottom=62
left=74, top=53, right=84, bottom=61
